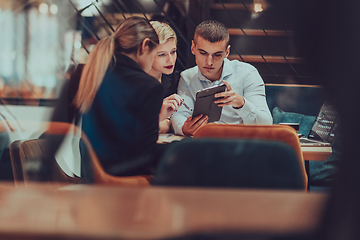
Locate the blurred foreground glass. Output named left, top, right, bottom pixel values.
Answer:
left=0, top=0, right=81, bottom=183
left=0, top=0, right=78, bottom=103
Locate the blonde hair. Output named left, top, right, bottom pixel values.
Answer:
left=150, top=21, right=177, bottom=45
left=74, top=16, right=159, bottom=113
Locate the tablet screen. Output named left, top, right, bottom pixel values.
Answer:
left=192, top=84, right=226, bottom=122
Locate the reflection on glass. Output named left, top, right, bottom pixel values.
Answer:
left=0, top=1, right=77, bottom=101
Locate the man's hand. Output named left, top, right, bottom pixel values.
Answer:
left=182, top=114, right=208, bottom=136
left=214, top=80, right=245, bottom=109
left=159, top=94, right=182, bottom=121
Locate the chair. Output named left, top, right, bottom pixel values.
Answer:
left=153, top=138, right=305, bottom=190
left=9, top=140, right=25, bottom=185
left=18, top=139, right=85, bottom=184
left=43, top=121, right=153, bottom=186
left=9, top=121, right=152, bottom=186
left=10, top=138, right=85, bottom=186
left=192, top=123, right=307, bottom=189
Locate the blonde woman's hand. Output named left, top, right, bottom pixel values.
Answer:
left=159, top=94, right=182, bottom=121
left=159, top=119, right=171, bottom=133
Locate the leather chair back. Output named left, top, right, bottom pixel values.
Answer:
left=45, top=122, right=153, bottom=186
left=154, top=138, right=305, bottom=190
left=193, top=123, right=307, bottom=189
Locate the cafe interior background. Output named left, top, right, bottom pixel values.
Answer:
left=0, top=0, right=359, bottom=239
left=0, top=0, right=320, bottom=175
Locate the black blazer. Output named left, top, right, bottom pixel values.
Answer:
left=82, top=53, right=164, bottom=176
left=161, top=70, right=180, bottom=98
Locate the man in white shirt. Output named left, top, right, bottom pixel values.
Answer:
left=171, top=20, right=273, bottom=136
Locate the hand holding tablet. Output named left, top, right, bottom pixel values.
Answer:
left=192, top=84, right=226, bottom=122
left=214, top=80, right=245, bottom=109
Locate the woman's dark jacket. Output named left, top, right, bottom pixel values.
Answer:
left=161, top=70, right=180, bottom=98
left=82, top=53, right=164, bottom=176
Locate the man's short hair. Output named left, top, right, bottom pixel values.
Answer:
left=194, top=20, right=229, bottom=47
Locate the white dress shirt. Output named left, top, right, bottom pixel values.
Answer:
left=171, top=58, right=273, bottom=135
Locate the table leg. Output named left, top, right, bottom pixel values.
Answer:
left=305, top=160, right=310, bottom=191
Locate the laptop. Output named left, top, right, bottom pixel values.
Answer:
left=299, top=101, right=339, bottom=147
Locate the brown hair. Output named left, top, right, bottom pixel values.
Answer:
left=74, top=16, right=159, bottom=113
left=194, top=20, right=229, bottom=47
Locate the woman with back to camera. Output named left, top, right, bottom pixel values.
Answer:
left=74, top=17, right=172, bottom=177
left=148, top=21, right=182, bottom=133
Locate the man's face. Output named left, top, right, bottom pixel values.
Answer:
left=191, top=36, right=230, bottom=81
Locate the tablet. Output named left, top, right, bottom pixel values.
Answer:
left=192, top=84, right=226, bottom=122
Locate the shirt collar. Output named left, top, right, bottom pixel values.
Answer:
left=197, top=58, right=233, bottom=84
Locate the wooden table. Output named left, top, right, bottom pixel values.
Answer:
left=301, top=146, right=332, bottom=161
left=157, top=133, right=185, bottom=144
left=0, top=183, right=327, bottom=239
left=158, top=134, right=333, bottom=161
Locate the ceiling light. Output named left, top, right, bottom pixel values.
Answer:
left=50, top=4, right=58, bottom=15
left=39, top=3, right=49, bottom=14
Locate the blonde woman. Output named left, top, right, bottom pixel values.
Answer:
left=148, top=21, right=182, bottom=133
left=74, top=17, right=166, bottom=177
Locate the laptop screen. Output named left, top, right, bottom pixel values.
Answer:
left=307, top=102, right=339, bottom=144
